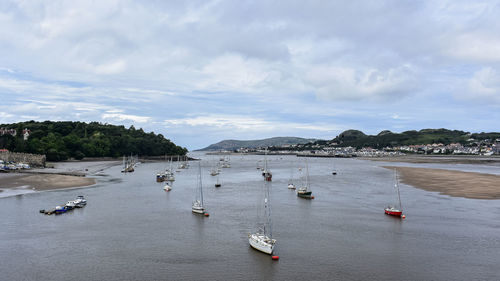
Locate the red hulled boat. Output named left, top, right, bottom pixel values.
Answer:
left=385, top=169, right=403, bottom=218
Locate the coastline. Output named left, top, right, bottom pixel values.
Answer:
left=385, top=166, right=500, bottom=200
left=362, top=155, right=500, bottom=165
left=0, top=160, right=120, bottom=198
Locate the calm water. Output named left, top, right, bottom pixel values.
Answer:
left=1, top=154, right=500, bottom=281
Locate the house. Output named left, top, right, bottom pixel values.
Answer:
left=22, top=128, right=30, bottom=140
left=0, top=128, right=16, bottom=136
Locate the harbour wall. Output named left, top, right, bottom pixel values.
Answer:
left=0, top=151, right=46, bottom=167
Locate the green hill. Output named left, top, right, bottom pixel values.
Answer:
left=0, top=121, right=187, bottom=161
left=199, top=137, right=316, bottom=151
left=331, top=128, right=500, bottom=149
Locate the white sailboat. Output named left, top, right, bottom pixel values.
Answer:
left=163, top=182, right=172, bottom=192
left=210, top=163, right=219, bottom=176
left=287, top=159, right=296, bottom=189
left=297, top=158, right=313, bottom=199
left=192, top=162, right=206, bottom=215
left=249, top=180, right=276, bottom=255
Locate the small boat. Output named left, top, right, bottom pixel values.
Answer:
left=297, top=158, right=313, bottom=199
left=210, top=166, right=219, bottom=176
left=249, top=180, right=275, bottom=254
left=65, top=201, right=76, bottom=210
left=192, top=162, right=206, bottom=215
left=73, top=195, right=87, bottom=207
left=385, top=169, right=404, bottom=217
left=215, top=174, right=221, bottom=188
left=262, top=151, right=272, bottom=181
left=331, top=158, right=337, bottom=175
left=54, top=205, right=67, bottom=214
left=156, top=173, right=165, bottom=182
left=288, top=160, right=296, bottom=189
left=163, top=183, right=172, bottom=192
left=121, top=155, right=135, bottom=173
left=165, top=158, right=175, bottom=181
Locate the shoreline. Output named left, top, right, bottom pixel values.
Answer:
left=385, top=166, right=500, bottom=200
left=0, top=160, right=120, bottom=198
left=362, top=155, right=500, bottom=165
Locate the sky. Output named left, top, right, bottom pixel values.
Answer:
left=0, top=0, right=499, bottom=150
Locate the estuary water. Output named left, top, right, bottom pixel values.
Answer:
left=1, top=154, right=499, bottom=281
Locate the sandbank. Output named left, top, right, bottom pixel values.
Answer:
left=385, top=166, right=500, bottom=200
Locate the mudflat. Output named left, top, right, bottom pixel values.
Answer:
left=384, top=166, right=500, bottom=200
left=0, top=160, right=119, bottom=196
left=0, top=174, right=95, bottom=191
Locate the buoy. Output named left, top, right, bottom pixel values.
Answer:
left=401, top=215, right=406, bottom=219
left=272, top=255, right=279, bottom=260
left=311, top=196, right=315, bottom=199
left=204, top=213, right=210, bottom=217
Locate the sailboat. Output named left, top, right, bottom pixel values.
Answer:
left=192, top=162, right=206, bottom=215
left=297, top=158, right=313, bottom=199
left=163, top=182, right=172, bottom=192
left=215, top=173, right=221, bottom=188
left=287, top=160, right=296, bottom=189
left=121, top=155, right=135, bottom=173
left=331, top=158, right=337, bottom=175
left=384, top=169, right=404, bottom=218
left=168, top=157, right=176, bottom=181
left=210, top=162, right=219, bottom=176
left=262, top=151, right=272, bottom=181
left=248, top=180, right=276, bottom=255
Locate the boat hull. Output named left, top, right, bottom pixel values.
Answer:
left=192, top=208, right=204, bottom=214
left=192, top=201, right=205, bottom=214
left=297, top=190, right=312, bottom=198
left=248, top=234, right=274, bottom=255
left=384, top=208, right=403, bottom=216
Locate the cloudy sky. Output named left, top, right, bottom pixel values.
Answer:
left=1, top=1, right=499, bottom=149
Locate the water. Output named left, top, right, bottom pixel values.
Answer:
left=1, top=154, right=499, bottom=281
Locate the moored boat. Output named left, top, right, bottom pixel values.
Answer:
left=384, top=206, right=402, bottom=216
left=384, top=169, right=404, bottom=218
left=73, top=195, right=87, bottom=207
left=262, top=151, right=272, bottom=181
left=249, top=180, right=275, bottom=255
left=297, top=158, right=313, bottom=199
left=192, top=162, right=207, bottom=215
left=248, top=233, right=275, bottom=254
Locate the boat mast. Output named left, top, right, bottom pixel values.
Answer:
left=198, top=161, right=204, bottom=206
left=264, top=180, right=272, bottom=238
left=305, top=158, right=310, bottom=191
left=395, top=169, right=402, bottom=210
left=264, top=149, right=268, bottom=173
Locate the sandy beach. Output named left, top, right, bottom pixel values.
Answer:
left=0, top=160, right=120, bottom=197
left=385, top=166, right=500, bottom=200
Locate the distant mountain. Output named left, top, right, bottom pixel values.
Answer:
left=198, top=137, right=316, bottom=151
